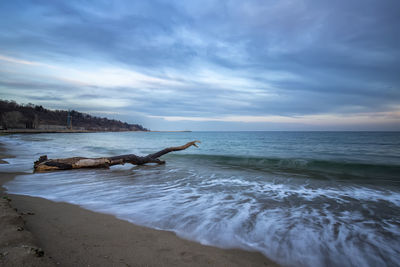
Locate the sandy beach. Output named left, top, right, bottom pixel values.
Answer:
left=0, top=145, right=278, bottom=267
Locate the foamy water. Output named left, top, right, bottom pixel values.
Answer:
left=1, top=132, right=400, bottom=267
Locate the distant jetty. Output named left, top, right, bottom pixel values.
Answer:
left=149, top=130, right=192, bottom=132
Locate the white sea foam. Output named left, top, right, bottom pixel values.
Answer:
left=1, top=132, right=400, bottom=267
left=4, top=168, right=400, bottom=267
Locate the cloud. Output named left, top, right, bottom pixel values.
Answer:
left=149, top=111, right=400, bottom=125
left=0, top=0, right=399, bottom=130
left=0, top=54, right=41, bottom=66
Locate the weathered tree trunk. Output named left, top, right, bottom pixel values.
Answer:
left=34, top=140, right=200, bottom=172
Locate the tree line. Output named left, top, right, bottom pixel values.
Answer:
left=0, top=99, right=148, bottom=131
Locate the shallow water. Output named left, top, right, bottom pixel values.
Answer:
left=1, top=131, right=400, bottom=267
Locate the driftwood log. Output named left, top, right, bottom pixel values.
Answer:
left=34, top=140, right=200, bottom=172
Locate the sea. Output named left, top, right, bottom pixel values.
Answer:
left=1, top=131, right=399, bottom=267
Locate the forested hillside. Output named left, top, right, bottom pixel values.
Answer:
left=0, top=100, right=148, bottom=131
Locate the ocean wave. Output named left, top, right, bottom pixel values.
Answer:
left=167, top=154, right=400, bottom=183
left=5, top=169, right=400, bottom=267
left=2, top=132, right=400, bottom=266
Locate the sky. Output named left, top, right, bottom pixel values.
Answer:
left=0, top=0, right=399, bottom=131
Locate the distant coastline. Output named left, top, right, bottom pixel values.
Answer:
left=0, top=99, right=149, bottom=132
left=0, top=129, right=147, bottom=134
left=0, top=129, right=191, bottom=134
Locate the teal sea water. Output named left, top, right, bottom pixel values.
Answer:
left=1, top=131, right=399, bottom=267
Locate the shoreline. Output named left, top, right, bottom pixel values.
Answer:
left=1, top=129, right=192, bottom=134
left=0, top=129, right=150, bottom=134
left=0, top=172, right=56, bottom=266
left=0, top=143, right=278, bottom=266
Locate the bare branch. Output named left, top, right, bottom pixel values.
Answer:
left=34, top=140, right=200, bottom=172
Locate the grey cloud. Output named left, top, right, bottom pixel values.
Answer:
left=0, top=0, right=399, bottom=130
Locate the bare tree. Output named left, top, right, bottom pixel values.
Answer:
left=2, top=111, right=25, bottom=129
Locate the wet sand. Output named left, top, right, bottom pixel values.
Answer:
left=0, top=146, right=279, bottom=267
left=0, top=172, right=56, bottom=266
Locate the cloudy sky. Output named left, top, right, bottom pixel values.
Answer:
left=0, top=0, right=399, bottom=130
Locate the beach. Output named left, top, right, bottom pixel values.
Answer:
left=0, top=143, right=278, bottom=267
left=0, top=172, right=55, bottom=267
left=2, top=0, right=399, bottom=265
left=1, top=131, right=399, bottom=266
